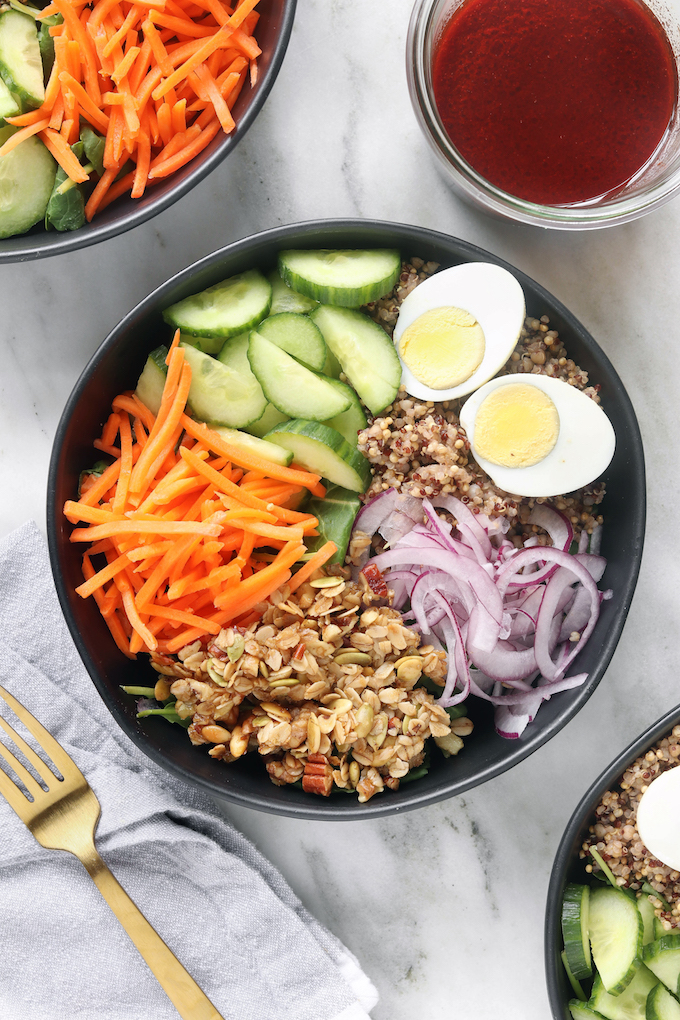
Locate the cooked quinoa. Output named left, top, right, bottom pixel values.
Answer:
left=358, top=260, right=606, bottom=544
left=150, top=572, right=470, bottom=801
left=580, top=726, right=680, bottom=931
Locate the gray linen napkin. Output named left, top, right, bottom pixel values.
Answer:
left=0, top=522, right=378, bottom=1020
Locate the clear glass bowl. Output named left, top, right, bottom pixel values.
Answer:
left=407, top=0, right=680, bottom=229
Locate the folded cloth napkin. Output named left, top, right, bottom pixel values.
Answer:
left=0, top=522, right=378, bottom=1020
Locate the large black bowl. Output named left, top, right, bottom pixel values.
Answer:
left=0, top=0, right=295, bottom=264
left=47, top=218, right=646, bottom=819
left=545, top=704, right=680, bottom=1019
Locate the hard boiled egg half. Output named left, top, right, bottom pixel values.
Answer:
left=636, top=766, right=680, bottom=872
left=393, top=262, right=526, bottom=400
left=459, top=374, right=616, bottom=497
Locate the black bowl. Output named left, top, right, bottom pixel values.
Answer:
left=0, top=0, right=295, bottom=264
left=545, top=704, right=680, bottom=1018
left=47, top=218, right=646, bottom=819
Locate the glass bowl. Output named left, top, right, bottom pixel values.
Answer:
left=407, top=0, right=680, bottom=229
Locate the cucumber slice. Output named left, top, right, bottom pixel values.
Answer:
left=163, top=268, right=271, bottom=339
left=590, top=966, right=657, bottom=1020
left=639, top=897, right=657, bottom=947
left=569, top=1003, right=607, bottom=1020
left=304, top=484, right=361, bottom=564
left=248, top=331, right=351, bottom=421
left=646, top=983, right=680, bottom=1020
left=563, top=883, right=593, bottom=980
left=0, top=10, right=44, bottom=108
left=0, top=77, right=20, bottom=125
left=589, top=886, right=643, bottom=994
left=322, top=344, right=343, bottom=379
left=0, top=125, right=56, bottom=238
left=656, top=921, right=671, bottom=941
left=180, top=332, right=225, bottom=355
left=135, top=345, right=168, bottom=415
left=245, top=402, right=289, bottom=439
left=322, top=378, right=367, bottom=446
left=257, top=312, right=327, bottom=371
left=211, top=426, right=293, bottom=468
left=181, top=342, right=266, bottom=428
left=216, top=330, right=267, bottom=402
left=310, top=304, right=402, bottom=414
left=643, top=936, right=680, bottom=997
left=265, top=420, right=371, bottom=494
left=278, top=249, right=401, bottom=307
left=267, top=269, right=319, bottom=314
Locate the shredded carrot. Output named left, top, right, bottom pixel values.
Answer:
left=8, top=0, right=261, bottom=222
left=66, top=345, right=331, bottom=656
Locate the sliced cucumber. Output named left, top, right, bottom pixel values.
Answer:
left=246, top=402, right=289, bottom=439
left=248, top=331, right=351, bottom=421
left=265, top=420, right=371, bottom=494
left=310, top=304, right=402, bottom=415
left=322, top=377, right=367, bottom=446
left=179, top=332, right=225, bottom=355
left=643, top=936, right=680, bottom=997
left=0, top=125, right=56, bottom=239
left=656, top=921, right=671, bottom=941
left=589, top=886, right=643, bottom=995
left=135, top=345, right=168, bottom=415
left=216, top=330, right=267, bottom=405
left=211, top=426, right=293, bottom=468
left=563, top=883, right=593, bottom=980
left=257, top=311, right=327, bottom=371
left=323, top=344, right=343, bottom=379
left=163, top=268, right=271, bottom=338
left=181, top=342, right=266, bottom=428
left=304, top=484, right=361, bottom=564
left=267, top=268, right=318, bottom=314
left=278, top=249, right=401, bottom=307
left=0, top=10, right=44, bottom=108
left=590, top=966, right=657, bottom=1020
left=0, top=77, right=20, bottom=125
left=646, top=983, right=680, bottom=1020
left=639, top=897, right=657, bottom=947
left=569, top=1002, right=607, bottom=1020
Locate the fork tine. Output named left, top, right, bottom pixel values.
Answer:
left=0, top=711, right=62, bottom=785
left=0, top=684, right=84, bottom=782
left=0, top=730, right=47, bottom=799
left=0, top=754, right=34, bottom=816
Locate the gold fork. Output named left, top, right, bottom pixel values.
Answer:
left=0, top=683, right=223, bottom=1020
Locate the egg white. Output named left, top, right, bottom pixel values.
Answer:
left=459, top=373, right=616, bottom=497
left=393, top=262, right=526, bottom=401
left=636, top=768, right=680, bottom=872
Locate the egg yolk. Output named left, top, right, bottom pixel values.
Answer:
left=473, top=383, right=560, bottom=468
left=398, top=306, right=485, bottom=389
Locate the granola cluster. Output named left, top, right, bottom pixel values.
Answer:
left=151, top=573, right=469, bottom=801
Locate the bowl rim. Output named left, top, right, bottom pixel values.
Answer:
left=47, top=217, right=647, bottom=819
left=0, top=0, right=297, bottom=265
left=406, top=0, right=680, bottom=230
left=544, top=701, right=680, bottom=1018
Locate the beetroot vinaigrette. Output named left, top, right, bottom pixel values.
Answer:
left=431, top=0, right=677, bottom=205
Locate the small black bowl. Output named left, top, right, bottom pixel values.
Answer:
left=0, top=0, right=295, bottom=264
left=545, top=704, right=680, bottom=1019
left=47, top=218, right=646, bottom=819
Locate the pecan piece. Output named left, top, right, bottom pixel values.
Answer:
left=302, top=752, right=333, bottom=796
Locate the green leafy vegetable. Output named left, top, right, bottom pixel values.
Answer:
left=45, top=141, right=86, bottom=232
left=80, top=124, right=105, bottom=177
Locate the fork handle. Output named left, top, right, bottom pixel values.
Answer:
left=78, top=846, right=224, bottom=1020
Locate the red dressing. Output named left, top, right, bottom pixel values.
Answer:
left=432, top=0, right=677, bottom=205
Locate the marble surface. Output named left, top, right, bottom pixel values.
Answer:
left=2, top=1, right=680, bottom=1017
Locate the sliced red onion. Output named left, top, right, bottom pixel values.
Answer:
left=432, top=494, right=493, bottom=559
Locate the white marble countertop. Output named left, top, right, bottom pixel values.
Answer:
left=1, top=1, right=679, bottom=1017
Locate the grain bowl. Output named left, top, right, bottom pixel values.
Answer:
left=47, top=219, right=645, bottom=819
